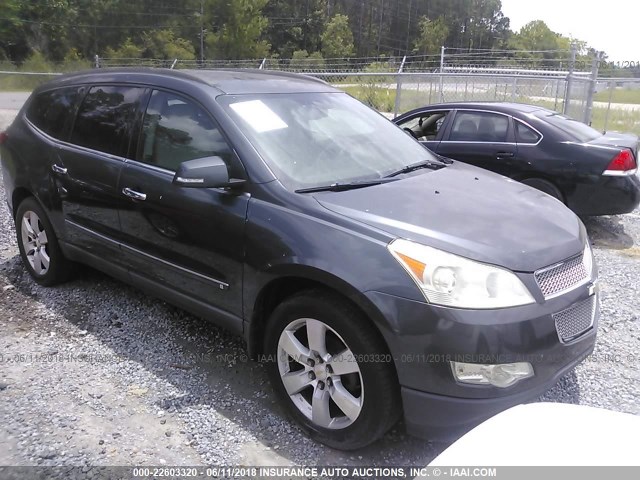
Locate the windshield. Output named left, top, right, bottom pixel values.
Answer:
left=535, top=110, right=601, bottom=142
left=219, top=92, right=437, bottom=190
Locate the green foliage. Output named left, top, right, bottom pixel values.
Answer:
left=143, top=30, right=196, bottom=60
left=321, top=14, right=355, bottom=59
left=0, top=0, right=624, bottom=80
left=289, top=50, right=325, bottom=71
left=104, top=39, right=143, bottom=60
left=594, top=88, right=640, bottom=105
left=61, top=48, right=92, bottom=72
left=413, top=17, right=449, bottom=56
left=21, top=51, right=54, bottom=73
left=206, top=0, right=271, bottom=59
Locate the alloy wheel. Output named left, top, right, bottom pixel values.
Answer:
left=277, top=318, right=364, bottom=429
left=21, top=210, right=50, bottom=276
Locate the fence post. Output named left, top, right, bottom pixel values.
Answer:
left=583, top=51, right=601, bottom=124
left=553, top=78, right=561, bottom=111
left=439, top=46, right=445, bottom=102
left=94, top=55, right=100, bottom=69
left=563, top=43, right=577, bottom=115
left=393, top=55, right=407, bottom=118
left=511, top=76, right=518, bottom=101
left=603, top=80, right=615, bottom=133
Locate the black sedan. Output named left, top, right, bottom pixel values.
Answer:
left=394, top=102, right=640, bottom=216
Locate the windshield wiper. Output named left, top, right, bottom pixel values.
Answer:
left=384, top=159, right=448, bottom=178
left=295, top=178, right=399, bottom=193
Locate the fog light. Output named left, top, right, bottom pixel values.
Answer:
left=451, top=362, right=534, bottom=388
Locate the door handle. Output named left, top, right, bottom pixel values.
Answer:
left=52, top=164, right=68, bottom=175
left=122, top=187, right=147, bottom=201
left=496, top=152, right=515, bottom=159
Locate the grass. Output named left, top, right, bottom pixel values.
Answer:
left=594, top=88, right=640, bottom=105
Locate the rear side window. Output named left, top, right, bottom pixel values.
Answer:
left=70, top=86, right=146, bottom=157
left=139, top=90, right=233, bottom=171
left=450, top=111, right=509, bottom=143
left=26, top=87, right=82, bottom=140
left=515, top=121, right=541, bottom=144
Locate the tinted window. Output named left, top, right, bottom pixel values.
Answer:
left=450, top=111, right=509, bottom=142
left=534, top=110, right=600, bottom=142
left=515, top=121, right=541, bottom=144
left=71, top=86, right=145, bottom=157
left=27, top=88, right=82, bottom=140
left=140, top=90, right=232, bottom=172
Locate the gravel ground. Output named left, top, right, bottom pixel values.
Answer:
left=0, top=107, right=639, bottom=472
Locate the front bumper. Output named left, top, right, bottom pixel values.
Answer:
left=365, top=276, right=599, bottom=441
left=401, top=338, right=594, bottom=440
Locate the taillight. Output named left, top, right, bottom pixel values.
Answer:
left=603, top=149, right=637, bottom=176
left=0, top=131, right=7, bottom=145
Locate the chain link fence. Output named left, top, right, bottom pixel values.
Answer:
left=1, top=49, right=639, bottom=135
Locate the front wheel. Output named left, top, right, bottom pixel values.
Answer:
left=264, top=290, right=401, bottom=450
left=15, top=197, right=73, bottom=286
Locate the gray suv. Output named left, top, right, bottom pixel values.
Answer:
left=0, top=69, right=598, bottom=449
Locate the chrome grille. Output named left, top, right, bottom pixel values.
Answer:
left=553, top=295, right=596, bottom=343
left=535, top=254, right=588, bottom=298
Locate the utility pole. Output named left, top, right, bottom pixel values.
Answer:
left=376, top=0, right=384, bottom=56
left=357, top=0, right=364, bottom=56
left=405, top=0, right=413, bottom=54
left=303, top=0, right=310, bottom=52
left=199, top=0, right=205, bottom=63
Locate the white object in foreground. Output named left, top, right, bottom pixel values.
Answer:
left=429, top=402, right=640, bottom=466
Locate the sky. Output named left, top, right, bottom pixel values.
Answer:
left=500, top=0, right=638, bottom=62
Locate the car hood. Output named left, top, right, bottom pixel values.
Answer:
left=315, top=162, right=585, bottom=272
left=429, top=403, right=640, bottom=466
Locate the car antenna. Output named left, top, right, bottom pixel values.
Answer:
left=170, top=59, right=178, bottom=70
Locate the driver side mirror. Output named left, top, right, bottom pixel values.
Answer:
left=173, top=156, right=245, bottom=189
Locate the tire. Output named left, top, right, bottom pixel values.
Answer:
left=15, top=197, right=73, bottom=286
left=522, top=178, right=565, bottom=203
left=264, top=289, right=401, bottom=450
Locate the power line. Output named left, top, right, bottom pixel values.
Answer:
left=0, top=16, right=201, bottom=30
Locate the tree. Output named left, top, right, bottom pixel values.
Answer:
left=205, top=0, right=270, bottom=59
left=142, top=30, right=196, bottom=60
left=321, top=14, right=355, bottom=59
left=104, top=38, right=143, bottom=60
left=0, top=0, right=23, bottom=59
left=510, top=20, right=558, bottom=52
left=264, top=0, right=327, bottom=58
left=413, top=16, right=448, bottom=56
left=289, top=49, right=325, bottom=71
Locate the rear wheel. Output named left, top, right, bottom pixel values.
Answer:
left=15, top=197, right=73, bottom=286
left=264, top=290, right=401, bottom=450
left=522, top=178, right=564, bottom=203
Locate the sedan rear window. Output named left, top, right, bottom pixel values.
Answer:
left=535, top=111, right=600, bottom=142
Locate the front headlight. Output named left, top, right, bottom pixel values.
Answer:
left=388, top=239, right=535, bottom=309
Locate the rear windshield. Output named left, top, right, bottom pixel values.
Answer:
left=534, top=110, right=600, bottom=142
